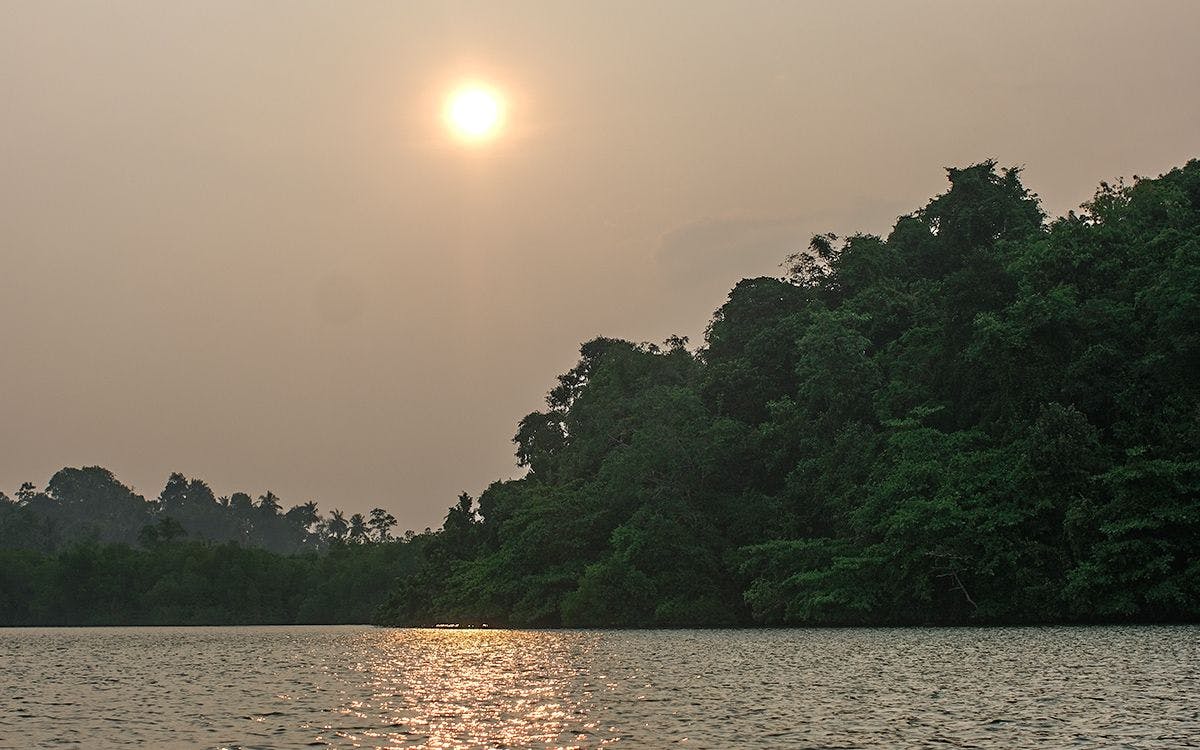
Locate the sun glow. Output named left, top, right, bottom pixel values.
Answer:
left=445, top=86, right=504, bottom=143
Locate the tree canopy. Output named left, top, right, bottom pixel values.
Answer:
left=378, top=159, right=1200, bottom=627
left=5, top=158, right=1197, bottom=628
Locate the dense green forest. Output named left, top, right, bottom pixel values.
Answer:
left=4, top=159, right=1197, bottom=627
left=0, top=467, right=416, bottom=625
left=0, top=466, right=405, bottom=554
left=0, top=540, right=424, bottom=626
left=379, top=159, right=1200, bottom=627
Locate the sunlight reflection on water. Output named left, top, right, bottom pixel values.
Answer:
left=2, top=625, right=1199, bottom=748
left=332, top=629, right=606, bottom=748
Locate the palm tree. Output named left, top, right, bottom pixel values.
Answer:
left=348, top=513, right=368, bottom=544
left=285, top=500, right=320, bottom=531
left=258, top=491, right=282, bottom=517
left=301, top=500, right=320, bottom=527
left=327, top=509, right=349, bottom=541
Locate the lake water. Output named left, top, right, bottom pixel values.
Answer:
left=1, top=625, right=1197, bottom=748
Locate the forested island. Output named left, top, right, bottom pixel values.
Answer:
left=4, top=160, right=1197, bottom=627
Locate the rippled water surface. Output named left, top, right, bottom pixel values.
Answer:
left=2, top=625, right=1198, bottom=748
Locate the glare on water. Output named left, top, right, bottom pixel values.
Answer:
left=2, top=625, right=1198, bottom=749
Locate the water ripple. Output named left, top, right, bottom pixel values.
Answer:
left=1, top=625, right=1198, bottom=748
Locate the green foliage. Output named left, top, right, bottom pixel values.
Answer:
left=8, top=159, right=1198, bottom=628
left=377, top=159, right=1200, bottom=627
left=0, top=539, right=425, bottom=626
left=1, top=468, right=395, bottom=555
left=1, top=469, right=420, bottom=626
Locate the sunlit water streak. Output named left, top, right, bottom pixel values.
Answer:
left=2, top=625, right=1198, bottom=748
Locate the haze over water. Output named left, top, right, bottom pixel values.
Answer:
left=4, top=2, right=1199, bottom=527
left=3, top=626, right=1198, bottom=748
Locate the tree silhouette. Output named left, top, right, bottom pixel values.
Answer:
left=376, top=159, right=1200, bottom=628
left=326, top=509, right=349, bottom=541
left=348, top=513, right=368, bottom=544
left=369, top=508, right=398, bottom=543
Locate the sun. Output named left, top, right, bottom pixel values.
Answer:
left=444, top=86, right=504, bottom=143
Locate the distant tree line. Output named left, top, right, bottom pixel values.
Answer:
left=377, top=159, right=1200, bottom=627
left=0, top=539, right=426, bottom=626
left=0, top=469, right=424, bottom=625
left=0, top=467, right=407, bottom=555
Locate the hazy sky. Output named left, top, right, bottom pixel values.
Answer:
left=3, top=1, right=1198, bottom=529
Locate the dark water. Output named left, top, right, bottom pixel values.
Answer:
left=1, top=625, right=1198, bottom=748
